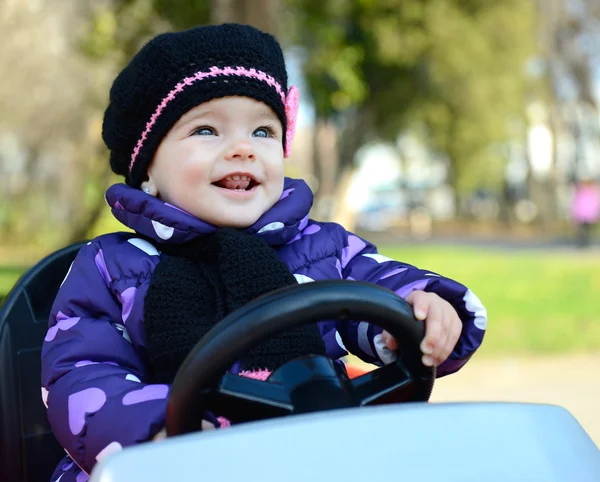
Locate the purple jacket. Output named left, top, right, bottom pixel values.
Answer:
left=41, top=178, right=486, bottom=479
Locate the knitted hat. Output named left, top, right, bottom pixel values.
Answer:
left=102, top=23, right=299, bottom=188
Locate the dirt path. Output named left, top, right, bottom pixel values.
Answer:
left=429, top=354, right=600, bottom=447
left=349, top=353, right=600, bottom=445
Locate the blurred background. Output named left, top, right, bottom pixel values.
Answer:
left=1, top=0, right=599, bottom=443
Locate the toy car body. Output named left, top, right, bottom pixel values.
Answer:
left=89, top=401, right=600, bottom=482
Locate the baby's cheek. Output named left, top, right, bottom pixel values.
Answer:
left=268, top=170, right=285, bottom=200
left=180, top=161, right=211, bottom=185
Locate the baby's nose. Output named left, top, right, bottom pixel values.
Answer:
left=226, top=139, right=255, bottom=161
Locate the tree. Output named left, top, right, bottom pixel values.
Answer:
left=289, top=0, right=536, bottom=219
left=0, top=0, right=116, bottom=249
left=522, top=0, right=600, bottom=228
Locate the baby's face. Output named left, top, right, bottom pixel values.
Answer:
left=147, top=96, right=285, bottom=228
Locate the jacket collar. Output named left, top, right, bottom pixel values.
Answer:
left=105, top=177, right=314, bottom=246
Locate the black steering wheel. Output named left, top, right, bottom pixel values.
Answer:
left=166, top=280, right=436, bottom=436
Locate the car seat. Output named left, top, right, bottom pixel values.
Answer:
left=0, top=242, right=86, bottom=482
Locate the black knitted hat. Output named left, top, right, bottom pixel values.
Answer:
left=102, top=23, right=299, bottom=188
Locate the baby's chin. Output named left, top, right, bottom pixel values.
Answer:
left=216, top=202, right=283, bottom=230
left=197, top=189, right=282, bottom=229
left=208, top=210, right=265, bottom=229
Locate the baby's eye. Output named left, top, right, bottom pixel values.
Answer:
left=253, top=126, right=275, bottom=138
left=192, top=126, right=216, bottom=136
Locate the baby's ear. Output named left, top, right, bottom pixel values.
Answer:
left=140, top=177, right=158, bottom=196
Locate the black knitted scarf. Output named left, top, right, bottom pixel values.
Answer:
left=143, top=227, right=326, bottom=384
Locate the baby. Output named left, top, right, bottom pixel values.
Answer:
left=41, top=23, right=487, bottom=482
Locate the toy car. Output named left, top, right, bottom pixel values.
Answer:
left=1, top=243, right=599, bottom=482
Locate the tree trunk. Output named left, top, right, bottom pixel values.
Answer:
left=210, top=0, right=234, bottom=24
left=447, top=153, right=466, bottom=220
left=65, top=165, right=114, bottom=244
left=330, top=165, right=358, bottom=230
left=210, top=0, right=280, bottom=36
left=327, top=106, right=374, bottom=229
left=445, top=111, right=467, bottom=220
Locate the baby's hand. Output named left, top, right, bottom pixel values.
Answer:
left=381, top=290, right=462, bottom=367
left=152, top=427, right=167, bottom=441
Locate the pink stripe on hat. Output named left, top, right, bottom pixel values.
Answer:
left=129, top=66, right=295, bottom=173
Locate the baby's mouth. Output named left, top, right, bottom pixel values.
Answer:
left=212, top=175, right=258, bottom=191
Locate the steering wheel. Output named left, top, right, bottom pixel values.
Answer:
left=165, top=280, right=436, bottom=436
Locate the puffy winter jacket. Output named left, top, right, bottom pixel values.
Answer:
left=41, top=178, right=487, bottom=481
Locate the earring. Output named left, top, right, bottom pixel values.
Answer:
left=143, top=187, right=151, bottom=194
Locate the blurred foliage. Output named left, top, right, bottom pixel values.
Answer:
left=81, top=0, right=186, bottom=65
left=152, top=0, right=211, bottom=30
left=0, top=1, right=116, bottom=249
left=289, top=0, right=537, bottom=196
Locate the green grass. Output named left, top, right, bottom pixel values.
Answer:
left=379, top=245, right=600, bottom=357
left=0, top=266, right=27, bottom=303
left=2, top=246, right=599, bottom=356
